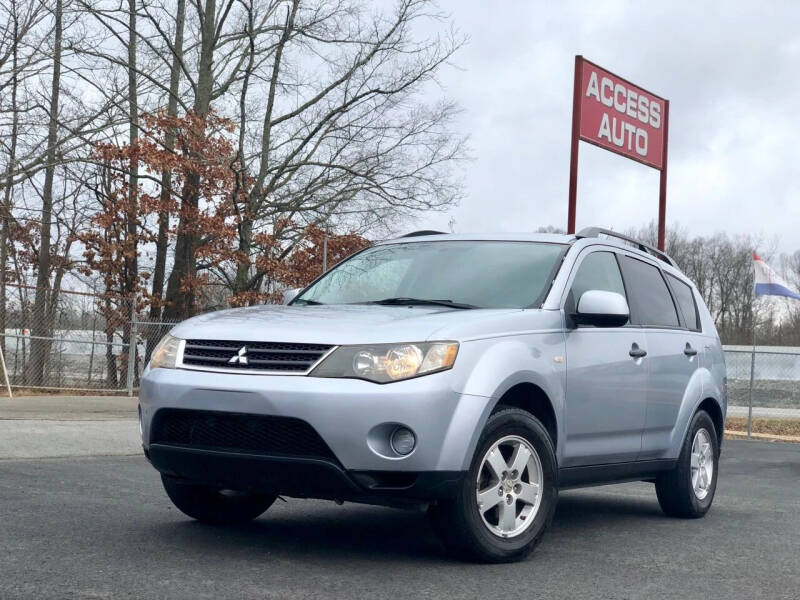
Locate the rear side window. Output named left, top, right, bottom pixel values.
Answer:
left=567, top=251, right=626, bottom=313
left=666, top=273, right=700, bottom=331
left=619, top=256, right=679, bottom=328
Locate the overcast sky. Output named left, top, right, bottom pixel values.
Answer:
left=414, top=1, right=800, bottom=255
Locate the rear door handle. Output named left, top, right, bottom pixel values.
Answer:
left=684, top=343, right=698, bottom=357
left=629, top=344, right=647, bottom=359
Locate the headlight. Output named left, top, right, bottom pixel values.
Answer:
left=149, top=334, right=182, bottom=370
left=310, top=341, right=458, bottom=383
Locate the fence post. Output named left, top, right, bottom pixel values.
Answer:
left=0, top=342, right=12, bottom=398
left=747, top=345, right=756, bottom=438
left=126, top=311, right=138, bottom=397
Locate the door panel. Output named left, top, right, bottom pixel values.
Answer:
left=639, top=330, right=699, bottom=458
left=562, top=249, right=647, bottom=467
left=617, top=260, right=701, bottom=459
left=564, top=328, right=648, bottom=466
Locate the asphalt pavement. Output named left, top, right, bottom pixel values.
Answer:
left=1, top=440, right=798, bottom=600
left=0, top=395, right=138, bottom=421
left=0, top=419, right=140, bottom=459
left=0, top=396, right=140, bottom=459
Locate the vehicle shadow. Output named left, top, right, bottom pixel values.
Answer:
left=552, top=489, right=664, bottom=528
left=146, top=488, right=666, bottom=563
left=155, top=502, right=446, bottom=563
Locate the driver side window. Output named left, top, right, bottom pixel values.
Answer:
left=566, top=251, right=627, bottom=315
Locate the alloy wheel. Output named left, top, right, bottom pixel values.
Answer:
left=475, top=435, right=543, bottom=538
left=691, top=428, right=714, bottom=500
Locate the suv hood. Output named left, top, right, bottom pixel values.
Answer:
left=169, top=304, right=521, bottom=345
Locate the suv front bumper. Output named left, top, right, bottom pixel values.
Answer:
left=139, top=366, right=491, bottom=496
left=148, top=444, right=464, bottom=506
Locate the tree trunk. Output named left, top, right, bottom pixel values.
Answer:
left=120, top=0, right=138, bottom=386
left=232, top=1, right=297, bottom=299
left=162, top=0, right=216, bottom=320
left=26, top=0, right=62, bottom=386
left=0, top=0, right=20, bottom=358
left=149, top=0, right=185, bottom=324
left=232, top=218, right=253, bottom=294
left=232, top=213, right=253, bottom=296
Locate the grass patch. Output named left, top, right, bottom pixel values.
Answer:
left=725, top=416, right=800, bottom=438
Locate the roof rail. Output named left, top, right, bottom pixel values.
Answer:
left=575, top=227, right=677, bottom=267
left=401, top=230, right=446, bottom=238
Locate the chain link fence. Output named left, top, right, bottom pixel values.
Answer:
left=724, top=346, right=800, bottom=409
left=0, top=283, right=179, bottom=395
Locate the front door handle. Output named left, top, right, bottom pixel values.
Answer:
left=684, top=343, right=698, bottom=357
left=629, top=343, right=647, bottom=359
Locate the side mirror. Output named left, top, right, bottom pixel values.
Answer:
left=572, top=290, right=629, bottom=327
left=282, top=288, right=302, bottom=305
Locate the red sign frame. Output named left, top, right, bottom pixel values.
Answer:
left=567, top=56, right=670, bottom=250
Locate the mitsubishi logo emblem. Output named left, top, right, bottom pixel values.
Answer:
left=228, top=346, right=248, bottom=365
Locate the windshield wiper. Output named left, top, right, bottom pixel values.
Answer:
left=293, top=298, right=325, bottom=305
left=368, top=297, right=476, bottom=309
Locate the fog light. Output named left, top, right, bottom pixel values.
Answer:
left=390, top=427, right=416, bottom=456
left=138, top=406, right=143, bottom=438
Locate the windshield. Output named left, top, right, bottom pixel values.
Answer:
left=294, top=241, right=566, bottom=309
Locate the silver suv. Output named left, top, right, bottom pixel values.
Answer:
left=140, top=228, right=726, bottom=562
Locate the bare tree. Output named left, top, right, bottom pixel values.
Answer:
left=202, top=0, right=466, bottom=310
left=0, top=0, right=22, bottom=355
left=7, top=0, right=123, bottom=385
left=149, top=0, right=186, bottom=321
left=1, top=0, right=468, bottom=356
left=26, top=0, right=64, bottom=385
left=88, top=0, right=470, bottom=319
left=160, top=0, right=246, bottom=318
left=0, top=0, right=50, bottom=353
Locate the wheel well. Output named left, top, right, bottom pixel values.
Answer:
left=697, top=398, right=724, bottom=447
left=492, top=383, right=558, bottom=450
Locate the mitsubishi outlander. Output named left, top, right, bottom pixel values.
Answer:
left=140, top=227, right=726, bottom=562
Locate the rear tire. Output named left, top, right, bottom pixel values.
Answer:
left=161, top=475, right=276, bottom=525
left=429, top=408, right=558, bottom=563
left=655, top=410, right=719, bottom=518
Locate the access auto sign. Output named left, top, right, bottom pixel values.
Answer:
left=577, top=59, right=666, bottom=169
left=567, top=56, right=670, bottom=249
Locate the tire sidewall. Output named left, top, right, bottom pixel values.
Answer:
left=684, top=411, right=719, bottom=514
left=457, top=409, right=558, bottom=559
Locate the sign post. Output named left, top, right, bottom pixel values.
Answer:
left=567, top=56, right=670, bottom=250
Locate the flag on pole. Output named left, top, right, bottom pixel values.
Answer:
left=753, top=253, right=800, bottom=300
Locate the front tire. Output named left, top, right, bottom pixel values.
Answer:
left=162, top=475, right=277, bottom=525
left=655, top=410, right=719, bottom=518
left=429, top=408, right=558, bottom=563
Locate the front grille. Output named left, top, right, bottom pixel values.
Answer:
left=181, top=339, right=333, bottom=372
left=150, top=409, right=338, bottom=462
